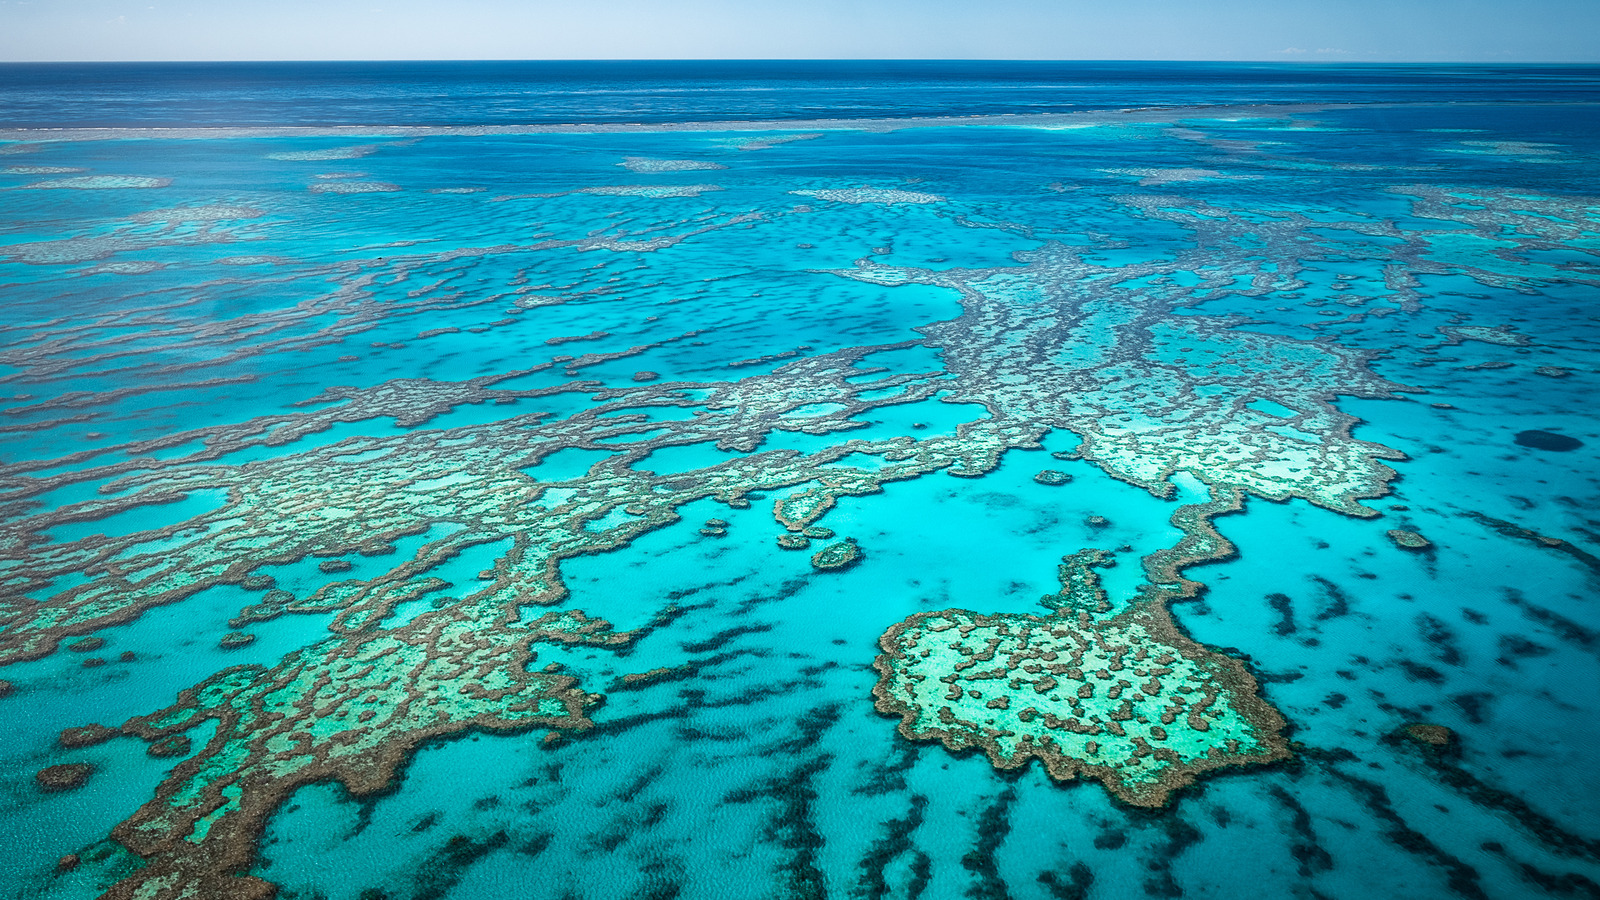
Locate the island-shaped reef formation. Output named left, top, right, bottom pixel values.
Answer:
left=873, top=550, right=1289, bottom=807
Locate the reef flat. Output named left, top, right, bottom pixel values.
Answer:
left=1, top=73, right=1598, bottom=900
left=875, top=550, right=1289, bottom=807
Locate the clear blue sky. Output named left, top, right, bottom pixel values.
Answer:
left=2, top=0, right=1597, bottom=62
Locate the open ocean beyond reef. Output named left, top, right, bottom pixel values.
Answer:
left=0, top=61, right=1597, bottom=900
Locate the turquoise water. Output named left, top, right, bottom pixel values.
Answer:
left=1, top=64, right=1598, bottom=900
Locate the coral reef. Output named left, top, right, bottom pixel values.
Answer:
left=1387, top=529, right=1432, bottom=550
left=811, top=539, right=864, bottom=572
left=874, top=551, right=1288, bottom=807
left=308, top=181, right=402, bottom=194
left=59, top=724, right=118, bottom=749
left=36, top=763, right=95, bottom=792
left=25, top=176, right=170, bottom=189
left=1401, top=723, right=1457, bottom=748
left=146, top=735, right=192, bottom=758
left=619, top=157, right=728, bottom=173
left=607, top=664, right=697, bottom=692
left=6, top=127, right=1595, bottom=899
left=791, top=188, right=945, bottom=205
left=105, top=601, right=607, bottom=899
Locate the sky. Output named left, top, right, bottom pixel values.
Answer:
left=1, top=0, right=1598, bottom=62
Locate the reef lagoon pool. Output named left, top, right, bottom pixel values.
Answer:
left=1, top=61, right=1598, bottom=900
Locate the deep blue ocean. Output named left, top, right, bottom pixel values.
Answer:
left=5, top=61, right=1600, bottom=126
left=0, top=62, right=1597, bottom=900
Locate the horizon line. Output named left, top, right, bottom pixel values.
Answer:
left=5, top=57, right=1600, bottom=66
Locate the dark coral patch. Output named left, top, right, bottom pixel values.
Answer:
left=1401, top=722, right=1456, bottom=748
left=1514, top=430, right=1581, bottom=451
left=148, top=735, right=193, bottom=758
left=37, top=763, right=95, bottom=792
left=1387, top=529, right=1432, bottom=551
left=59, top=724, right=118, bottom=749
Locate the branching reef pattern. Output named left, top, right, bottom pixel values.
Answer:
left=1, top=123, right=1598, bottom=900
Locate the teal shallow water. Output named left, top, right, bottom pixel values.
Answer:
left=0, top=96, right=1598, bottom=900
